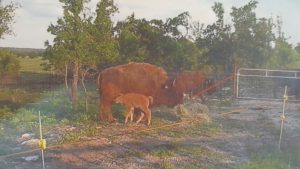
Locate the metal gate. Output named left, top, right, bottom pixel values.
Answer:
left=236, top=68, right=300, bottom=101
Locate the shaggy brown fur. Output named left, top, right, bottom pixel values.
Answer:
left=115, top=93, right=153, bottom=125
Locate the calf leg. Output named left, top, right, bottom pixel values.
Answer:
left=125, top=107, right=134, bottom=124
left=141, top=107, right=152, bottom=126
left=145, top=109, right=152, bottom=126
left=136, top=112, right=145, bottom=124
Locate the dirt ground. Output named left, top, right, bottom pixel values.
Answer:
left=1, top=98, right=300, bottom=169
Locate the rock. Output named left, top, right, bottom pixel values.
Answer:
left=20, top=139, right=39, bottom=147
left=17, top=133, right=35, bottom=143
left=22, top=155, right=39, bottom=161
left=65, top=126, right=76, bottom=131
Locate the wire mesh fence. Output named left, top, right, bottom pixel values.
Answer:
left=236, top=68, right=300, bottom=101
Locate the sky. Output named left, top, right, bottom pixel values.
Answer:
left=0, top=0, right=300, bottom=49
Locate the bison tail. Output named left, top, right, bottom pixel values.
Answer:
left=148, top=96, right=153, bottom=105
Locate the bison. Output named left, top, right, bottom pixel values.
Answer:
left=98, top=62, right=212, bottom=122
left=115, top=93, right=153, bottom=125
left=98, top=63, right=179, bottom=122
left=172, top=69, right=212, bottom=99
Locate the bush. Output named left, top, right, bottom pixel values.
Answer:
left=0, top=49, right=20, bottom=83
left=0, top=106, right=13, bottom=119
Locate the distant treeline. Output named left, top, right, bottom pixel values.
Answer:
left=0, top=47, right=44, bottom=58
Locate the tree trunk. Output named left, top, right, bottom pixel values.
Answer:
left=65, top=63, right=69, bottom=90
left=64, top=63, right=71, bottom=100
left=71, top=61, right=79, bottom=109
left=81, top=70, right=88, bottom=112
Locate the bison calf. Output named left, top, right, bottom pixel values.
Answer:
left=115, top=93, right=153, bottom=125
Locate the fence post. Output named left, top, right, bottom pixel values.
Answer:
left=278, top=85, right=288, bottom=150
left=38, top=111, right=46, bottom=169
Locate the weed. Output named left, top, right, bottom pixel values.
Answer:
left=161, top=160, right=175, bottom=169
left=111, top=103, right=126, bottom=122
left=0, top=106, right=13, bottom=119
left=58, top=130, right=82, bottom=143
left=57, top=124, right=98, bottom=144
left=184, top=164, right=200, bottom=169
left=198, top=122, right=220, bottom=134
left=10, top=108, right=39, bottom=131
left=239, top=155, right=291, bottom=169
left=150, top=146, right=176, bottom=158
left=115, top=149, right=145, bottom=159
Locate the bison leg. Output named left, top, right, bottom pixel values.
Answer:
left=136, top=112, right=145, bottom=124
left=145, top=109, right=152, bottom=126
left=99, top=83, right=121, bottom=122
left=140, top=107, right=152, bottom=126
left=99, top=100, right=115, bottom=122
left=125, top=107, right=134, bottom=124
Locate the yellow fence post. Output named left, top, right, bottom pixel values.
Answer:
left=278, top=86, right=288, bottom=150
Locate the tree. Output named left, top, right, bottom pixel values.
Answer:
left=195, top=2, right=233, bottom=72
left=115, top=12, right=204, bottom=72
left=0, top=0, right=18, bottom=38
left=115, top=14, right=153, bottom=63
left=88, top=0, right=119, bottom=69
left=46, top=0, right=92, bottom=108
left=294, top=43, right=300, bottom=54
left=269, top=17, right=300, bottom=68
left=46, top=0, right=119, bottom=109
left=0, top=49, right=20, bottom=84
left=230, top=0, right=275, bottom=68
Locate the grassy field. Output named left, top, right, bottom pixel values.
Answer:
left=18, top=56, right=50, bottom=73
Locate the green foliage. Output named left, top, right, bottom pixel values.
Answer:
left=89, top=0, right=119, bottom=68
left=0, top=88, right=42, bottom=109
left=9, top=108, right=38, bottom=131
left=0, top=49, right=20, bottom=77
left=0, top=1, right=18, bottom=38
left=230, top=0, right=275, bottom=68
left=239, top=155, right=291, bottom=169
left=150, top=147, right=176, bottom=158
left=161, top=160, right=175, bottom=169
left=195, top=2, right=232, bottom=72
left=111, top=103, right=126, bottom=121
left=267, top=17, right=300, bottom=69
left=10, top=108, right=56, bottom=131
left=58, top=123, right=98, bottom=143
left=295, top=43, right=300, bottom=53
left=116, top=12, right=205, bottom=72
left=45, top=0, right=119, bottom=107
left=0, top=105, right=13, bottom=119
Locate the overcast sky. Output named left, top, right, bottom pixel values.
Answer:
left=1, top=0, right=300, bottom=49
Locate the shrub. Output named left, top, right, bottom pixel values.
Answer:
left=0, top=49, right=20, bottom=84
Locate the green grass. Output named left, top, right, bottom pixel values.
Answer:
left=161, top=160, right=176, bottom=169
left=239, top=156, right=291, bottom=169
left=18, top=57, right=49, bottom=73
left=150, top=147, right=176, bottom=158
left=0, top=88, right=42, bottom=109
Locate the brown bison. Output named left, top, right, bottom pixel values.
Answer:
left=172, top=70, right=212, bottom=98
left=98, top=62, right=212, bottom=122
left=115, top=93, right=153, bottom=125
left=98, top=63, right=179, bottom=122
